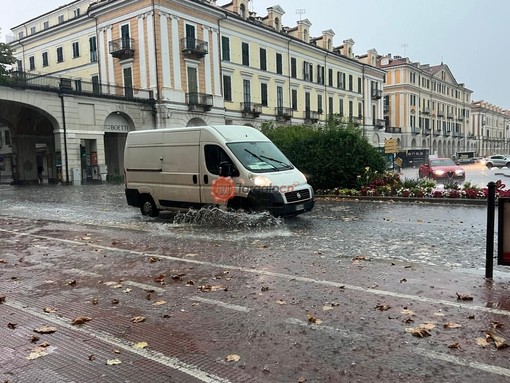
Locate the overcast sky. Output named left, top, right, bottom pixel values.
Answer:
left=2, top=0, right=508, bottom=109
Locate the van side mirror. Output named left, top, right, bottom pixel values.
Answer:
left=219, top=161, right=239, bottom=177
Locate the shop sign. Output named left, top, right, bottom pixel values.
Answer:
left=104, top=124, right=130, bottom=133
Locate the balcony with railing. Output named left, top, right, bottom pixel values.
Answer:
left=186, top=92, right=213, bottom=111
left=447, top=112, right=454, bottom=119
left=385, top=126, right=402, bottom=134
left=411, top=126, right=421, bottom=135
left=423, top=127, right=432, bottom=136
left=109, top=38, right=135, bottom=60
left=433, top=128, right=441, bottom=137
left=421, top=107, right=431, bottom=115
left=241, top=102, right=262, bottom=118
left=304, top=110, right=320, bottom=123
left=383, top=103, right=390, bottom=114
left=371, top=88, right=383, bottom=99
left=443, top=129, right=451, bottom=137
left=275, top=107, right=293, bottom=121
left=437, top=110, right=445, bottom=118
left=374, top=119, right=385, bottom=129
left=181, top=37, right=209, bottom=59
left=457, top=116, right=464, bottom=121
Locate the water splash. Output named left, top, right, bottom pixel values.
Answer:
left=172, top=206, right=283, bottom=229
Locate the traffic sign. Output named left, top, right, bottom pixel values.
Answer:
left=384, top=138, right=397, bottom=153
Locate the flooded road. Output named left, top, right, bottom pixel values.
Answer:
left=0, top=182, right=498, bottom=272
left=2, top=183, right=510, bottom=383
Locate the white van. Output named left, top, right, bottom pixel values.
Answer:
left=124, top=125, right=314, bottom=217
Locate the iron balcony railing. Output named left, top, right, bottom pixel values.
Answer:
left=186, top=92, right=213, bottom=111
left=304, top=110, right=320, bottom=122
left=241, top=102, right=262, bottom=117
left=375, top=119, right=386, bottom=128
left=371, top=89, right=383, bottom=99
left=181, top=37, right=208, bottom=59
left=3, top=71, right=154, bottom=102
left=411, top=126, right=421, bottom=134
left=385, top=126, right=402, bottom=134
left=275, top=107, right=293, bottom=120
left=109, top=38, right=135, bottom=60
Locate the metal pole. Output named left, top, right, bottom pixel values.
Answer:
left=486, top=181, right=496, bottom=279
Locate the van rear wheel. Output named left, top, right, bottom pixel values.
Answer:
left=140, top=195, right=159, bottom=217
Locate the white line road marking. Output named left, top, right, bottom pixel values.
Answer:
left=123, top=280, right=165, bottom=293
left=285, top=318, right=366, bottom=340
left=65, top=268, right=102, bottom=278
left=189, top=296, right=252, bottom=313
left=2, top=228, right=510, bottom=318
left=4, top=299, right=232, bottom=383
left=414, top=348, right=510, bottom=377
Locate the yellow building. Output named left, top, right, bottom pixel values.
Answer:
left=471, top=100, right=510, bottom=156
left=378, top=55, right=473, bottom=158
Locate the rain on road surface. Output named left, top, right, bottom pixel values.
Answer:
left=1, top=178, right=510, bottom=382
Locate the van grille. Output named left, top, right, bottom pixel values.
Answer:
left=285, top=189, right=311, bottom=203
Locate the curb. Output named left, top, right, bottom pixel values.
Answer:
left=316, top=194, right=489, bottom=206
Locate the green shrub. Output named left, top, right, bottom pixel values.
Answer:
left=261, top=119, right=386, bottom=190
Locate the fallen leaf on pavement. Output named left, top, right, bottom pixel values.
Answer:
left=402, top=317, right=414, bottom=324
left=199, top=285, right=224, bottom=292
left=0, top=296, right=5, bottom=303
left=148, top=257, right=160, bottom=263
left=401, top=309, right=415, bottom=316
left=123, top=288, right=132, bottom=293
left=68, top=280, right=77, bottom=286
left=154, top=274, right=166, bottom=283
left=113, top=349, right=121, bottom=354
left=8, top=322, right=17, bottom=329
left=30, top=335, right=40, bottom=343
left=276, top=300, right=286, bottom=305
left=444, top=322, right=462, bottom=329
left=43, top=307, right=58, bottom=313
left=307, top=314, right=322, bottom=324
left=405, top=327, right=431, bottom=337
left=153, top=300, right=166, bottom=306
left=91, top=298, right=99, bottom=305
left=0, top=259, right=7, bottom=263
left=448, top=342, right=461, bottom=349
left=456, top=293, right=473, bottom=301
left=375, top=304, right=391, bottom=311
left=477, top=337, right=490, bottom=348
left=225, top=354, right=241, bottom=362
left=131, top=316, right=146, bottom=323
left=26, top=346, right=48, bottom=360
left=111, top=299, right=119, bottom=305
left=133, top=341, right=148, bottom=349
left=106, top=358, right=122, bottom=365
left=34, top=325, right=57, bottom=334
left=71, top=316, right=92, bottom=325
left=172, top=274, right=186, bottom=280
left=488, top=331, right=508, bottom=349
left=491, top=321, right=504, bottom=329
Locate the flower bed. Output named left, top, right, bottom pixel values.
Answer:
left=318, top=171, right=510, bottom=200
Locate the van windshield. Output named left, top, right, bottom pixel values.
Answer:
left=227, top=141, right=294, bottom=173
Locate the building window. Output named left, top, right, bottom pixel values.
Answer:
left=43, top=21, right=49, bottom=30
left=337, top=72, right=345, bottom=89
left=243, top=79, right=251, bottom=104
left=16, top=60, right=22, bottom=72
left=74, top=8, right=81, bottom=18
left=303, top=61, right=311, bottom=81
left=305, top=92, right=311, bottom=111
left=328, top=69, right=333, bottom=87
left=75, top=79, right=82, bottom=93
left=358, top=77, right=362, bottom=93
left=29, top=56, right=35, bottom=71
left=329, top=97, right=333, bottom=115
left=317, top=65, right=324, bottom=84
left=261, top=83, right=268, bottom=106
left=18, top=31, right=24, bottom=39
left=339, top=100, right=344, bottom=117
left=223, top=75, right=232, bottom=101
left=291, top=89, right=297, bottom=110
left=277, top=86, right=284, bottom=110
left=92, top=75, right=100, bottom=95
left=242, top=42, right=249, bottom=66
left=89, top=36, right=97, bottom=62
left=42, top=52, right=48, bottom=67
left=240, top=3, right=246, bottom=18
left=349, top=100, right=353, bottom=118
left=291, top=57, right=297, bottom=78
left=317, top=95, right=323, bottom=114
left=5, top=130, right=11, bottom=145
left=30, top=26, right=36, bottom=35
left=58, top=15, right=64, bottom=24
left=259, top=48, right=266, bottom=71
left=358, top=102, right=362, bottom=118
left=276, top=53, right=283, bottom=74
left=221, top=36, right=230, bottom=61
left=348, top=75, right=353, bottom=91
left=56, top=47, right=64, bottom=63
left=72, top=42, right=80, bottom=58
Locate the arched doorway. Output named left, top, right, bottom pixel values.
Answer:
left=104, top=112, right=135, bottom=181
left=187, top=117, right=207, bottom=127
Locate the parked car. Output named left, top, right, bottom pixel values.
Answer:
left=418, top=158, right=466, bottom=184
left=483, top=155, right=510, bottom=168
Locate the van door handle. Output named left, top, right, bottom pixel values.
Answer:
left=193, top=175, right=198, bottom=184
left=203, top=175, right=209, bottom=184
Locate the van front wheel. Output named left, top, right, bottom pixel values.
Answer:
left=140, top=195, right=159, bottom=217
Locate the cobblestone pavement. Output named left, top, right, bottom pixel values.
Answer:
left=1, top=184, right=510, bottom=382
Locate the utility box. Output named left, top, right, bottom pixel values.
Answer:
left=498, top=198, right=510, bottom=265
left=71, top=168, right=81, bottom=186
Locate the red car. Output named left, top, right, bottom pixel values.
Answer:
left=418, top=158, right=466, bottom=184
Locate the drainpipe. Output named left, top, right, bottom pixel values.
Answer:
left=58, top=91, right=70, bottom=185
left=152, top=0, right=160, bottom=127
left=362, top=65, right=366, bottom=137
left=217, top=12, right=228, bottom=116
left=324, top=51, right=329, bottom=123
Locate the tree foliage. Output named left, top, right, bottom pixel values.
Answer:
left=261, top=117, right=386, bottom=190
left=0, top=43, right=16, bottom=81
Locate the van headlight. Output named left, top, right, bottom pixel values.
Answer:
left=253, top=175, right=272, bottom=187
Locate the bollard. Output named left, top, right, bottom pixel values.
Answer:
left=486, top=182, right=496, bottom=279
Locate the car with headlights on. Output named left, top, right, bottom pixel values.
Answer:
left=483, top=155, right=510, bottom=168
left=418, top=158, right=466, bottom=184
